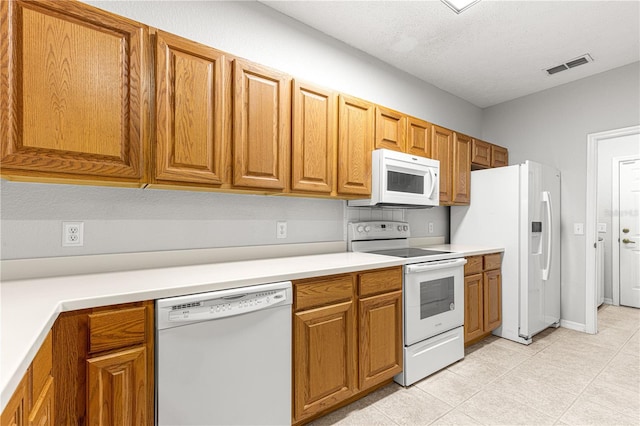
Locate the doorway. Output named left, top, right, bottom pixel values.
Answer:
left=586, top=125, right=640, bottom=334
left=613, top=157, right=640, bottom=308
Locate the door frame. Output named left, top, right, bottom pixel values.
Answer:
left=612, top=154, right=640, bottom=306
left=585, top=125, right=640, bottom=334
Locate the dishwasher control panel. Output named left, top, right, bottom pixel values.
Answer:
left=166, top=289, right=289, bottom=323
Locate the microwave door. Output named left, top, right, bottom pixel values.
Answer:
left=383, top=160, right=430, bottom=205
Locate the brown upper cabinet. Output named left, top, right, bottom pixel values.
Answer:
left=406, top=116, right=431, bottom=158
left=374, top=107, right=434, bottom=158
left=291, top=80, right=337, bottom=195
left=1, top=0, right=507, bottom=201
left=154, top=30, right=230, bottom=186
left=491, top=144, right=509, bottom=168
left=452, top=132, right=472, bottom=205
left=431, top=126, right=472, bottom=206
left=375, top=106, right=406, bottom=152
left=430, top=125, right=454, bottom=204
left=337, top=95, right=374, bottom=196
left=471, top=139, right=491, bottom=168
left=471, top=139, right=509, bottom=169
left=0, top=0, right=149, bottom=185
left=232, top=59, right=291, bottom=190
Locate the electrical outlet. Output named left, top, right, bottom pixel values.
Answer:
left=428, top=222, right=434, bottom=233
left=276, top=221, right=287, bottom=239
left=62, top=222, right=84, bottom=247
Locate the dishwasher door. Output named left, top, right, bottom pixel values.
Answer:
left=156, top=281, right=292, bottom=425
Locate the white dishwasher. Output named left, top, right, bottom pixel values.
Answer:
left=156, top=281, right=292, bottom=425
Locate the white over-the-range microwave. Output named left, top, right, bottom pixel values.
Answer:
left=348, top=149, right=440, bottom=208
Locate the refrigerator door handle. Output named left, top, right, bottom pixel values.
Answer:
left=542, top=191, right=552, bottom=281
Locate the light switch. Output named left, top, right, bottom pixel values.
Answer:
left=574, top=223, right=584, bottom=235
left=597, top=223, right=607, bottom=233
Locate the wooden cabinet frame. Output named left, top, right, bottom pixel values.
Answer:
left=464, top=254, right=502, bottom=346
left=232, top=59, right=291, bottom=190
left=1, top=0, right=150, bottom=184
left=53, top=301, right=154, bottom=425
left=337, top=95, right=374, bottom=196
left=154, top=30, right=230, bottom=186
left=292, top=267, right=402, bottom=425
left=291, top=80, right=337, bottom=194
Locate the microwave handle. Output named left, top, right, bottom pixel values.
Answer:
left=427, top=168, right=437, bottom=199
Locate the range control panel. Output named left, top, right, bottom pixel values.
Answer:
left=348, top=221, right=410, bottom=242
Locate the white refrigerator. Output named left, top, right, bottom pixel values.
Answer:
left=451, top=161, right=560, bottom=345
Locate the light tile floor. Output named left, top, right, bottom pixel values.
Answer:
left=310, top=304, right=640, bottom=426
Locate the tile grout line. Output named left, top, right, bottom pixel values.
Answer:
left=550, top=319, right=639, bottom=424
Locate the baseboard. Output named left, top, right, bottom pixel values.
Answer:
left=603, top=298, right=613, bottom=305
left=560, top=319, right=586, bottom=333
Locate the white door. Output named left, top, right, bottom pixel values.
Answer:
left=619, top=159, right=640, bottom=308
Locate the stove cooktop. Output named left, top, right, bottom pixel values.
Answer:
left=368, top=248, right=451, bottom=258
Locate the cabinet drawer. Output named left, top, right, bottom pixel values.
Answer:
left=294, top=274, right=354, bottom=311
left=358, top=267, right=402, bottom=298
left=484, top=253, right=502, bottom=270
left=88, top=307, right=147, bottom=353
left=464, top=256, right=483, bottom=275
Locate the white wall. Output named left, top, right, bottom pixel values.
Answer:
left=1, top=0, right=472, bottom=261
left=482, top=62, right=640, bottom=327
left=597, top=135, right=640, bottom=301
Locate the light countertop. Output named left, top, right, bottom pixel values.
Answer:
left=1, top=245, right=502, bottom=410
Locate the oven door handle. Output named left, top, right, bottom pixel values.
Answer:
left=405, top=258, right=467, bottom=274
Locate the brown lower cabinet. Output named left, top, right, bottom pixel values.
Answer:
left=52, top=300, right=154, bottom=426
left=1, top=331, right=54, bottom=426
left=292, top=267, right=403, bottom=425
left=464, top=253, right=503, bottom=346
left=3, top=268, right=401, bottom=426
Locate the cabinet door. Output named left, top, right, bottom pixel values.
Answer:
left=452, top=132, right=471, bottom=205
left=464, top=274, right=484, bottom=343
left=233, top=59, right=290, bottom=190
left=431, top=125, right=453, bottom=204
left=406, top=117, right=431, bottom=158
left=87, top=347, right=148, bottom=425
left=1, top=0, right=148, bottom=183
left=337, top=95, right=374, bottom=195
left=1, top=375, right=27, bottom=426
left=358, top=290, right=403, bottom=391
left=375, top=106, right=405, bottom=152
left=484, top=269, right=502, bottom=332
left=28, top=377, right=54, bottom=426
left=291, top=80, right=336, bottom=194
left=293, top=301, right=356, bottom=422
left=471, top=139, right=491, bottom=168
left=491, top=145, right=509, bottom=168
left=155, top=30, right=228, bottom=185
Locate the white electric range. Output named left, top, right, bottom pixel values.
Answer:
left=348, top=221, right=467, bottom=386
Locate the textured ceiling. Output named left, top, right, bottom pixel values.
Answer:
left=260, top=0, right=640, bottom=108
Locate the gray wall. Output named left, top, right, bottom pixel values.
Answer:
left=482, top=62, right=640, bottom=327
left=1, top=0, right=473, bottom=261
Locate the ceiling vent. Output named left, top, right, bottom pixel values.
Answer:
left=545, top=54, right=594, bottom=76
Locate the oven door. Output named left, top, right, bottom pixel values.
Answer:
left=404, top=258, right=466, bottom=345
